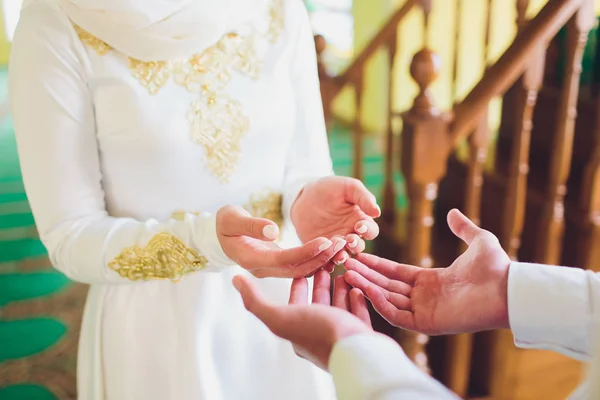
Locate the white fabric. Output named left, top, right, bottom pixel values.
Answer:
left=507, top=262, right=600, bottom=400
left=329, top=334, right=459, bottom=399
left=9, top=0, right=335, bottom=398
left=46, top=0, right=267, bottom=61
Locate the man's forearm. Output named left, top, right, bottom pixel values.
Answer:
left=329, top=334, right=460, bottom=400
left=508, top=262, right=600, bottom=361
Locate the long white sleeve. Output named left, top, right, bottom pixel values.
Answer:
left=281, top=1, right=335, bottom=221
left=508, top=262, right=600, bottom=361
left=8, top=4, right=234, bottom=285
left=329, top=334, right=459, bottom=400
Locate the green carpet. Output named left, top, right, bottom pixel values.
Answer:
left=0, top=70, right=405, bottom=396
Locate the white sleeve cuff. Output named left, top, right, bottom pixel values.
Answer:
left=329, top=333, right=457, bottom=400
left=508, top=262, right=592, bottom=360
left=192, top=213, right=236, bottom=269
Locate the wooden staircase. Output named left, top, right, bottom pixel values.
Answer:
left=317, top=0, right=596, bottom=398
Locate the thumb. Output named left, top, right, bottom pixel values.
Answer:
left=218, top=205, right=279, bottom=241
left=232, top=275, right=286, bottom=333
left=447, top=208, right=483, bottom=246
left=345, top=178, right=380, bottom=218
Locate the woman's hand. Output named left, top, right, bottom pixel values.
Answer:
left=291, top=177, right=380, bottom=265
left=233, top=270, right=373, bottom=371
left=217, top=205, right=345, bottom=278
left=343, top=209, right=511, bottom=335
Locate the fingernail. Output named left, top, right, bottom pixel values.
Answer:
left=263, top=225, right=278, bottom=240
left=319, top=240, right=333, bottom=252
left=356, top=224, right=367, bottom=234
left=333, top=240, right=347, bottom=253
left=376, top=205, right=381, bottom=215
left=348, top=238, right=358, bottom=248
left=339, top=253, right=348, bottom=264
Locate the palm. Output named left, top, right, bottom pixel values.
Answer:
left=291, top=176, right=379, bottom=243
left=410, top=233, right=510, bottom=334
left=344, top=209, right=511, bottom=335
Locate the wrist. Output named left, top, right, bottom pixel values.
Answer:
left=490, top=257, right=511, bottom=330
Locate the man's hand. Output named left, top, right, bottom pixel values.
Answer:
left=233, top=270, right=374, bottom=370
left=291, top=177, right=381, bottom=265
left=217, top=206, right=345, bottom=278
left=344, top=209, right=511, bottom=335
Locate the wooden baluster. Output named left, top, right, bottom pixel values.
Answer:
left=314, top=34, right=333, bottom=131
left=451, top=0, right=461, bottom=103
left=444, top=1, right=493, bottom=395
left=420, top=0, right=432, bottom=47
left=579, top=96, right=600, bottom=272
left=516, top=0, right=529, bottom=29
left=383, top=36, right=399, bottom=224
left=536, top=0, right=595, bottom=264
left=400, top=48, right=451, bottom=373
left=353, top=72, right=365, bottom=180
left=501, top=56, right=545, bottom=258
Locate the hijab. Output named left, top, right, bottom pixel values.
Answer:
left=25, top=0, right=271, bottom=61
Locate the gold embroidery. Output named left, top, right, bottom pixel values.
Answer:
left=244, top=189, right=284, bottom=229
left=109, top=232, right=208, bottom=282
left=188, top=95, right=249, bottom=182
left=74, top=25, right=111, bottom=55
left=170, top=189, right=283, bottom=228
left=74, top=0, right=284, bottom=182
left=170, top=211, right=200, bottom=221
left=128, top=59, right=173, bottom=95
left=266, top=0, right=285, bottom=43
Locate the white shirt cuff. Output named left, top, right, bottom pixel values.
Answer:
left=192, top=213, right=236, bottom=269
left=329, top=333, right=457, bottom=400
left=508, top=262, right=591, bottom=360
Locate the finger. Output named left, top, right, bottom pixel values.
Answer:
left=354, top=219, right=379, bottom=241
left=333, top=275, right=351, bottom=310
left=344, top=270, right=410, bottom=309
left=349, top=288, right=372, bottom=328
left=283, top=238, right=346, bottom=278
left=354, top=253, right=420, bottom=285
left=360, top=280, right=416, bottom=330
left=219, top=205, right=279, bottom=241
left=345, top=234, right=365, bottom=255
left=345, top=178, right=380, bottom=218
left=289, top=277, right=309, bottom=305
left=312, top=269, right=331, bottom=305
left=253, top=238, right=345, bottom=279
left=344, top=258, right=412, bottom=296
left=262, top=237, right=333, bottom=269
left=332, top=250, right=349, bottom=265
left=232, top=275, right=283, bottom=327
left=447, top=208, right=483, bottom=246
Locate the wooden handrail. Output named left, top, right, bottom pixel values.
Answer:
left=332, top=0, right=418, bottom=92
left=450, top=0, right=585, bottom=145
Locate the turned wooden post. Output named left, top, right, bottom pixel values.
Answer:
left=382, top=35, right=399, bottom=225
left=352, top=72, right=365, bottom=180
left=400, top=48, right=451, bottom=372
left=314, top=34, right=334, bottom=131
left=536, top=0, right=595, bottom=264
left=445, top=2, right=493, bottom=395
left=578, top=94, right=600, bottom=272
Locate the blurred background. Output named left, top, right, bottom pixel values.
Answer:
left=2, top=0, right=600, bottom=398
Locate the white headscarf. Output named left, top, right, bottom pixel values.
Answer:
left=32, top=0, right=270, bottom=61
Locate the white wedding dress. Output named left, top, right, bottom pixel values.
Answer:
left=8, top=0, right=337, bottom=398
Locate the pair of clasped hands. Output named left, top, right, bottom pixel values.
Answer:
left=218, top=176, right=512, bottom=372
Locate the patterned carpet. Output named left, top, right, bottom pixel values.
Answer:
left=0, top=70, right=405, bottom=397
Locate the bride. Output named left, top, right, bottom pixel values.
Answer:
left=8, top=0, right=380, bottom=398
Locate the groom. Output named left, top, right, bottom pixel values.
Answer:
left=233, top=209, right=600, bottom=399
